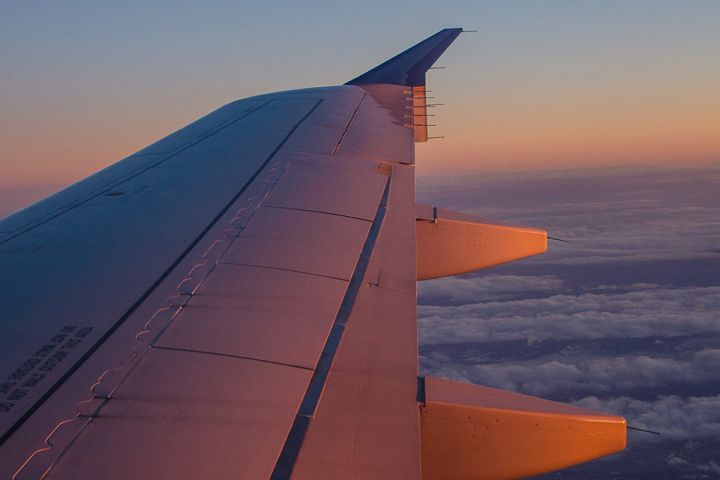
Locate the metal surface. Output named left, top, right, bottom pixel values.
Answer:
left=416, top=204, right=547, bottom=280
left=155, top=265, right=347, bottom=369
left=263, top=153, right=387, bottom=221
left=346, top=28, right=463, bottom=86
left=290, top=166, right=421, bottom=480
left=0, top=98, right=268, bottom=238
left=45, top=348, right=312, bottom=480
left=271, top=178, right=391, bottom=479
left=280, top=87, right=365, bottom=155
left=0, top=86, right=369, bottom=478
left=0, top=97, right=323, bottom=445
left=421, top=376, right=627, bottom=480
left=411, top=86, right=429, bottom=142
left=222, top=207, right=370, bottom=281
left=335, top=84, right=414, bottom=164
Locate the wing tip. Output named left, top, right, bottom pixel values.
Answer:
left=346, top=28, right=464, bottom=87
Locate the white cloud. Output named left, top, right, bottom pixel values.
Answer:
left=418, top=167, right=720, bottom=266
left=418, top=274, right=565, bottom=303
left=419, top=286, right=720, bottom=344
left=575, top=395, right=720, bottom=442
left=422, top=349, right=720, bottom=399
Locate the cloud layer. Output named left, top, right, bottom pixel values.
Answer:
left=417, top=167, right=720, bottom=478
left=423, top=348, right=720, bottom=399
left=576, top=394, right=720, bottom=441
left=420, top=284, right=720, bottom=344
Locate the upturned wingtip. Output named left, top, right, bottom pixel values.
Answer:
left=346, top=28, right=463, bottom=87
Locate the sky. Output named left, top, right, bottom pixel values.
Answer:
left=1, top=0, right=719, bottom=187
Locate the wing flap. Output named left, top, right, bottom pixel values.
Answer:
left=420, top=376, right=627, bottom=480
left=416, top=204, right=547, bottom=280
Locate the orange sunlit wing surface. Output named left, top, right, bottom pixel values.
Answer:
left=421, top=377, right=627, bottom=479
left=0, top=28, right=626, bottom=480
left=416, top=204, right=547, bottom=280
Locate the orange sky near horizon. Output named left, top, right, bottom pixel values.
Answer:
left=1, top=1, right=719, bottom=187
left=416, top=40, right=720, bottom=175
left=3, top=71, right=718, bottom=187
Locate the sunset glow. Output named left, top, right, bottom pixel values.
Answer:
left=2, top=1, right=719, bottom=185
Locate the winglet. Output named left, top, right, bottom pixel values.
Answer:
left=346, top=28, right=463, bottom=86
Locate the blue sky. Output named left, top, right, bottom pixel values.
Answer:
left=2, top=1, right=719, bottom=185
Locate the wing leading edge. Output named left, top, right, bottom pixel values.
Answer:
left=0, top=29, right=626, bottom=479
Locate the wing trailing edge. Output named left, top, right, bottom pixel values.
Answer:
left=346, top=28, right=463, bottom=86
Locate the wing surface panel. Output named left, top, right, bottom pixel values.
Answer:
left=15, top=141, right=393, bottom=477
left=0, top=97, right=324, bottom=447
left=263, top=153, right=387, bottom=221
left=154, top=265, right=347, bottom=369
left=221, top=207, right=370, bottom=281
left=0, top=98, right=269, bottom=239
left=290, top=163, right=420, bottom=479
left=1, top=87, right=371, bottom=477
left=335, top=85, right=414, bottom=164
left=280, top=87, right=365, bottom=155
left=45, top=348, right=312, bottom=480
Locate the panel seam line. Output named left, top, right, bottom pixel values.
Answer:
left=0, top=98, right=324, bottom=448
left=151, top=346, right=313, bottom=371
left=269, top=174, right=392, bottom=479
left=331, top=93, right=366, bottom=155
left=217, top=261, right=349, bottom=282
left=0, top=100, right=272, bottom=245
left=262, top=205, right=372, bottom=222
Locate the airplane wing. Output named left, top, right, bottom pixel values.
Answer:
left=0, top=29, right=625, bottom=479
